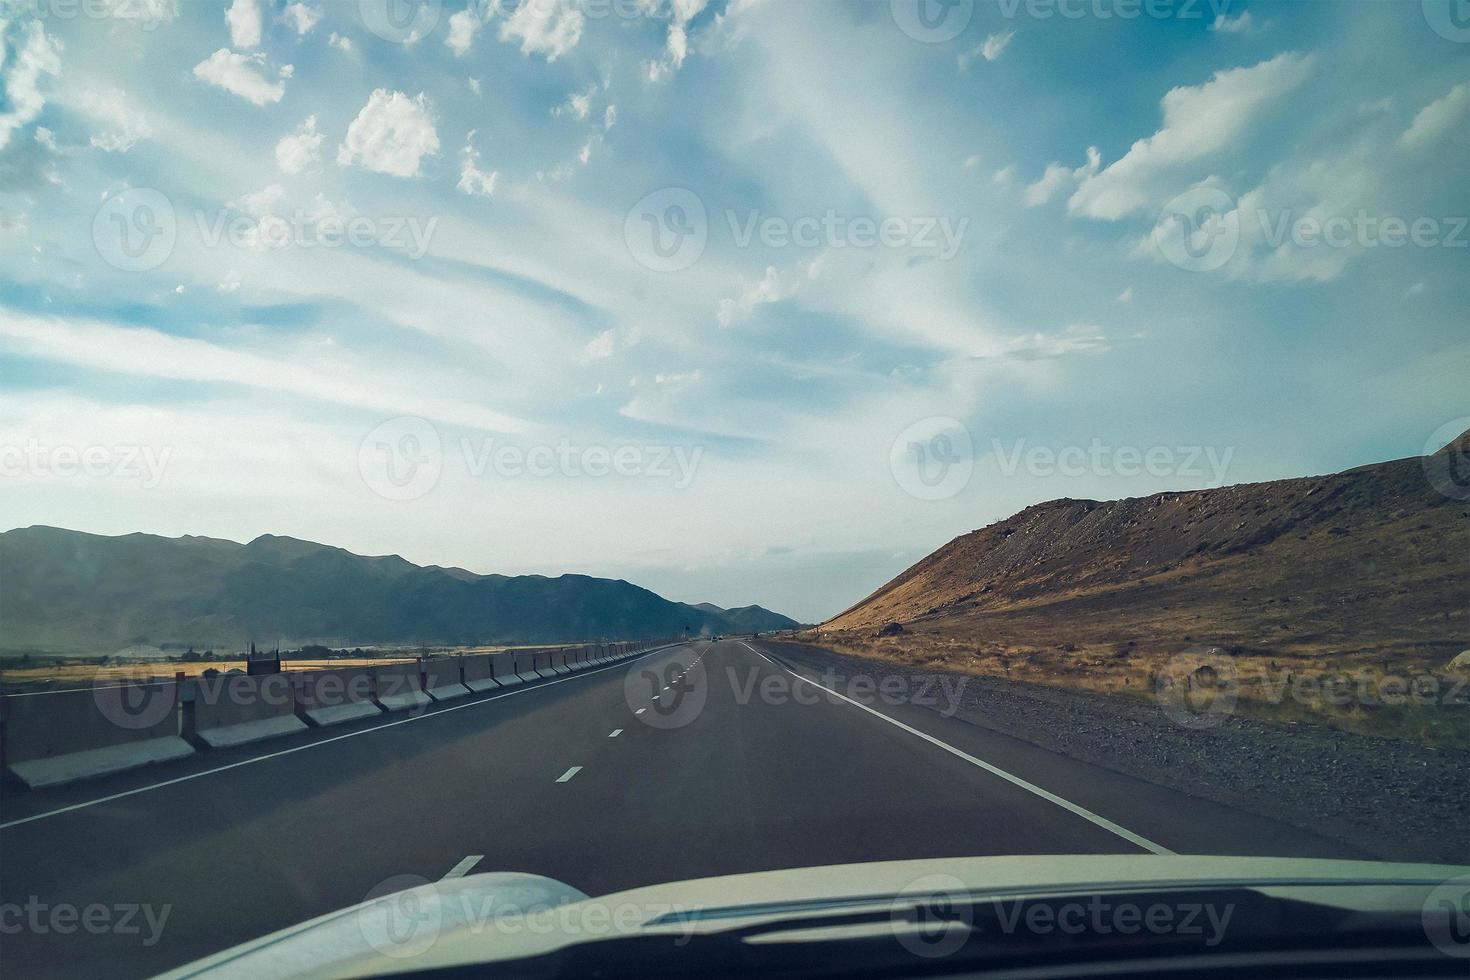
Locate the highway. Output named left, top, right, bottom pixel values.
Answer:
left=0, top=638, right=1363, bottom=978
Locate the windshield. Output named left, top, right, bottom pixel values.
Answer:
left=0, top=1, right=1467, bottom=978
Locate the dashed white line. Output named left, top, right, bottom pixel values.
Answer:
left=556, top=766, right=583, bottom=783
left=635, top=708, right=646, bottom=715
left=443, top=854, right=483, bottom=879
left=609, top=729, right=623, bottom=737
left=738, top=641, right=1173, bottom=856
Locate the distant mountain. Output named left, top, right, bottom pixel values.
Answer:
left=0, top=527, right=800, bottom=654
left=692, top=602, right=801, bottom=633
left=823, top=429, right=1469, bottom=665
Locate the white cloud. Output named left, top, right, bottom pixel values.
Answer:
left=963, top=154, right=981, bottom=168
left=554, top=85, right=594, bottom=121
left=337, top=89, right=440, bottom=178
left=1407, top=280, right=1426, bottom=296
left=1400, top=82, right=1470, bottom=149
left=192, top=49, right=287, bottom=105
left=1023, top=147, right=1098, bottom=207
left=1210, top=10, right=1256, bottom=33
left=226, top=0, right=262, bottom=48
left=604, top=104, right=617, bottom=130
left=0, top=21, right=63, bottom=152
left=217, top=270, right=243, bottom=293
left=960, top=30, right=1014, bottom=69
left=457, top=132, right=498, bottom=197
left=998, top=324, right=1110, bottom=360
left=1069, top=52, right=1314, bottom=220
left=446, top=7, right=483, bottom=56
left=283, top=2, right=321, bottom=36
left=275, top=114, right=323, bottom=174
left=644, top=0, right=708, bottom=81
left=716, top=261, right=816, bottom=326
left=468, top=77, right=482, bottom=96
left=0, top=312, right=527, bottom=434
left=992, top=165, right=1016, bottom=185
left=1116, top=286, right=1133, bottom=303
left=583, top=328, right=616, bottom=359
left=499, top=0, right=584, bottom=62
left=329, top=32, right=353, bottom=52
left=577, top=139, right=593, bottom=165
left=34, top=126, right=58, bottom=151
left=77, top=87, right=151, bottom=152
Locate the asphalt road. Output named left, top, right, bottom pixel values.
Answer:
left=0, top=638, right=1361, bottom=978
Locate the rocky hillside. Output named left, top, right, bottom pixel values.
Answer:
left=824, top=429, right=1469, bottom=668
left=0, top=527, right=800, bottom=654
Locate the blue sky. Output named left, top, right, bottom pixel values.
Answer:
left=0, top=0, right=1466, bottom=622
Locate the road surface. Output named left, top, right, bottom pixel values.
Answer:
left=0, top=639, right=1362, bottom=978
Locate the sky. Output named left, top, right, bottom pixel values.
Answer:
left=0, top=0, right=1466, bottom=623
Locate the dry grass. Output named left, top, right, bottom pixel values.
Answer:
left=0, top=657, right=419, bottom=691
left=806, top=628, right=1470, bottom=749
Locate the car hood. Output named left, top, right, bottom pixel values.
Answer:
left=158, top=854, right=1470, bottom=979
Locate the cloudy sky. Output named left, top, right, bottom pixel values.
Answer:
left=1, top=0, right=1466, bottom=622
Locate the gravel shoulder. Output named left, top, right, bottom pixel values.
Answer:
left=766, top=639, right=1470, bottom=866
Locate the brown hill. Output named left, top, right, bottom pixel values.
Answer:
left=823, top=431, right=1470, bottom=677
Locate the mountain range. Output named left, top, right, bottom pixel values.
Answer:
left=0, top=527, right=800, bottom=655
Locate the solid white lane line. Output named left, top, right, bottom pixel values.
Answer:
left=443, top=855, right=483, bottom=879
left=0, top=644, right=682, bottom=831
left=739, top=642, right=1173, bottom=856
left=609, top=729, right=623, bottom=737
left=556, top=766, right=583, bottom=783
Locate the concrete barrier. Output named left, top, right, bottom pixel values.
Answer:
left=422, top=658, right=471, bottom=701
left=1, top=683, right=193, bottom=789
left=514, top=650, right=541, bottom=684
left=461, top=654, right=500, bottom=693
left=533, top=649, right=557, bottom=680
left=550, top=649, right=571, bottom=676
left=183, top=673, right=306, bottom=749
left=293, top=666, right=383, bottom=727
left=488, top=652, right=520, bottom=688
left=373, top=663, right=431, bottom=712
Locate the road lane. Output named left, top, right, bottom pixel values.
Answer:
left=0, top=638, right=1364, bottom=979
